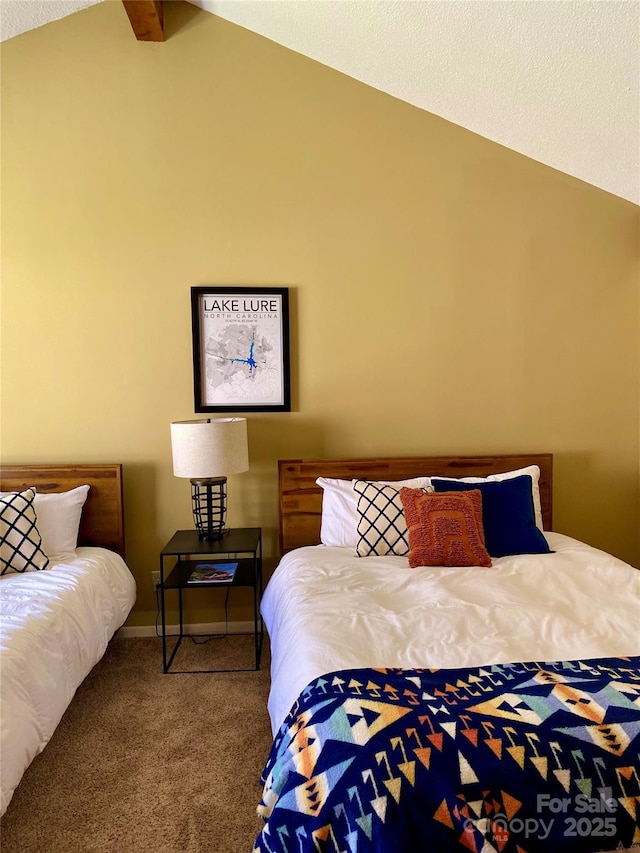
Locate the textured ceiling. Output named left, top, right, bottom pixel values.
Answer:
left=1, top=0, right=638, bottom=205
left=0, top=0, right=101, bottom=40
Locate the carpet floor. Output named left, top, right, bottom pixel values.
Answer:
left=1, top=634, right=274, bottom=853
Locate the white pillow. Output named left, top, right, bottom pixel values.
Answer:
left=431, top=465, right=544, bottom=531
left=316, top=476, right=431, bottom=549
left=33, top=485, right=90, bottom=560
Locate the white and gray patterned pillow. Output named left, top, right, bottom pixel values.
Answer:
left=353, top=480, right=428, bottom=557
left=0, top=489, right=50, bottom=574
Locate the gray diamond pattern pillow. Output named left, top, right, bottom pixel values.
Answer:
left=0, top=489, right=50, bottom=574
left=353, top=480, right=420, bottom=557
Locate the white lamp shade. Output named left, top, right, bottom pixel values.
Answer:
left=170, top=418, right=249, bottom=479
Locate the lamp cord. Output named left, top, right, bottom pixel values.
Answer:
left=154, top=585, right=230, bottom=642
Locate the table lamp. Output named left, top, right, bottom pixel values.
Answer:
left=170, top=417, right=249, bottom=540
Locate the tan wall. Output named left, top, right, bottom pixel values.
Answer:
left=1, top=1, right=638, bottom=628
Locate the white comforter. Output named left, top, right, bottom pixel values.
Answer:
left=262, top=532, right=640, bottom=734
left=0, top=547, right=136, bottom=815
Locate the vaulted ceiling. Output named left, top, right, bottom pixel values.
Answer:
left=1, top=0, right=638, bottom=205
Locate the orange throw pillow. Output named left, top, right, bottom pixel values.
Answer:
left=399, top=488, right=492, bottom=568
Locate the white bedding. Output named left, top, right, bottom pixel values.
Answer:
left=262, top=532, right=640, bottom=735
left=0, top=547, right=136, bottom=816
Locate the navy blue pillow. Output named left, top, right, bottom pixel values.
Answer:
left=431, top=475, right=551, bottom=558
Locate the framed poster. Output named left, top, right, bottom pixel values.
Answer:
left=191, top=286, right=291, bottom=413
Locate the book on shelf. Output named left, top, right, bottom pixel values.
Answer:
left=187, top=561, right=238, bottom=584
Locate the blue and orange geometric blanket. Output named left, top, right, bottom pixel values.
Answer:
left=254, top=657, right=640, bottom=852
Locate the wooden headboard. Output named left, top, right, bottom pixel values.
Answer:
left=279, top=454, right=553, bottom=555
left=0, top=464, right=125, bottom=558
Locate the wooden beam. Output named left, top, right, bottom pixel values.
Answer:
left=122, top=0, right=164, bottom=42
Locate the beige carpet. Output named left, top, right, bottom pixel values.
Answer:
left=1, top=635, right=274, bottom=853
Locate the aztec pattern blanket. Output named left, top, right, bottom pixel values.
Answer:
left=254, top=657, right=640, bottom=852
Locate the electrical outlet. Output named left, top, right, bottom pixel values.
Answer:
left=151, top=570, right=161, bottom=590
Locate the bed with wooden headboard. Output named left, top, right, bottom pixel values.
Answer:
left=0, top=463, right=135, bottom=817
left=254, top=453, right=640, bottom=853
left=278, top=453, right=553, bottom=554
left=0, top=463, right=125, bottom=557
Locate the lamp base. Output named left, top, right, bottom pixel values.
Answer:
left=190, top=477, right=227, bottom=541
left=196, top=527, right=228, bottom=542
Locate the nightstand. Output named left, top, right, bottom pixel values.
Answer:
left=159, top=527, right=263, bottom=673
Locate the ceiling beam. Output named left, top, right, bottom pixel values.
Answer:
left=122, top=1, right=164, bottom=42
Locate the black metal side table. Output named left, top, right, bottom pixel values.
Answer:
left=159, top=527, right=263, bottom=673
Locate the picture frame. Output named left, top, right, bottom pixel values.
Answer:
left=191, top=286, right=291, bottom=413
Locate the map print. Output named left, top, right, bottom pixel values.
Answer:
left=205, top=324, right=279, bottom=403
left=197, top=293, right=286, bottom=408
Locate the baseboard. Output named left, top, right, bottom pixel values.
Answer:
left=117, top=620, right=257, bottom=638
